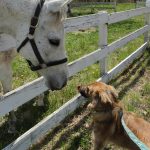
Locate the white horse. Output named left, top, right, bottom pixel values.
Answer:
left=0, top=0, right=71, bottom=133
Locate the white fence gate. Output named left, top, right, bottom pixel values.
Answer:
left=1, top=7, right=150, bottom=150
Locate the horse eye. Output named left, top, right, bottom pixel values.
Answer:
left=48, top=38, right=60, bottom=46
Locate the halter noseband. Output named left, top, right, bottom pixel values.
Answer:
left=17, top=0, right=67, bottom=71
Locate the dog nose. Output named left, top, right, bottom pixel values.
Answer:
left=48, top=38, right=60, bottom=46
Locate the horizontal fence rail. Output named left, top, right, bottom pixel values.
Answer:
left=68, top=25, right=150, bottom=76
left=1, top=25, right=149, bottom=116
left=64, top=12, right=108, bottom=33
left=3, top=42, right=148, bottom=150
left=100, top=42, right=148, bottom=82
left=0, top=77, right=47, bottom=116
left=64, top=7, right=150, bottom=32
left=71, top=2, right=116, bottom=6
left=108, top=7, right=150, bottom=24
left=1, top=7, right=150, bottom=116
left=1, top=6, right=150, bottom=150
left=3, top=94, right=86, bottom=150
left=69, top=1, right=117, bottom=11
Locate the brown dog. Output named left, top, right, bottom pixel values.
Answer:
left=78, top=82, right=150, bottom=150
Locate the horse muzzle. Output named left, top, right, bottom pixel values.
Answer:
left=44, top=71, right=68, bottom=91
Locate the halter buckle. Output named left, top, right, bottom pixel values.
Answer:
left=30, top=16, right=39, bottom=28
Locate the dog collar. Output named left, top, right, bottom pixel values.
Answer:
left=121, top=115, right=149, bottom=150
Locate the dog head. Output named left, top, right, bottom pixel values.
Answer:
left=78, top=82, right=119, bottom=110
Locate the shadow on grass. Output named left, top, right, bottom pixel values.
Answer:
left=1, top=51, right=150, bottom=149
left=110, top=50, right=150, bottom=100
left=66, top=134, right=83, bottom=150
left=31, top=106, right=90, bottom=150
left=31, top=51, right=150, bottom=150
left=51, top=113, right=88, bottom=150
left=0, top=91, right=50, bottom=149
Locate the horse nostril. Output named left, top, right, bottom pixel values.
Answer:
left=48, top=38, right=60, bottom=46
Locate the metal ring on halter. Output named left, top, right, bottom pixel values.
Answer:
left=27, top=34, right=34, bottom=40
left=30, top=24, right=38, bottom=29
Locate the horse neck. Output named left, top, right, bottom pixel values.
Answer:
left=0, top=0, right=37, bottom=37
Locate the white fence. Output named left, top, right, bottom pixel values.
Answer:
left=70, top=1, right=117, bottom=9
left=136, top=1, right=146, bottom=8
left=1, top=7, right=150, bottom=150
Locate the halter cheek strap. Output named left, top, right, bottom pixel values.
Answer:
left=17, top=0, right=67, bottom=71
left=17, top=0, right=45, bottom=65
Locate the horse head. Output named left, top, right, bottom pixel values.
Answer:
left=16, top=0, right=72, bottom=90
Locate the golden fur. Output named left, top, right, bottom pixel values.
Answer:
left=78, top=82, right=150, bottom=150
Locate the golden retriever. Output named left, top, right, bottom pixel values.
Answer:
left=78, top=82, right=150, bottom=150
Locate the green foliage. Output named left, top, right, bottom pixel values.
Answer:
left=71, top=3, right=136, bottom=16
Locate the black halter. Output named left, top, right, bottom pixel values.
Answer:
left=17, top=0, right=67, bottom=71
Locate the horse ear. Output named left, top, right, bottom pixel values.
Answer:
left=62, top=0, right=73, bottom=6
left=46, top=0, right=73, bottom=13
left=46, top=0, right=66, bottom=13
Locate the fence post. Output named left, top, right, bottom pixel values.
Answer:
left=145, top=0, right=150, bottom=49
left=114, top=0, right=117, bottom=12
left=99, top=12, right=108, bottom=76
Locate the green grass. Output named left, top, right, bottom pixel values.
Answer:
left=71, top=3, right=136, bottom=16
left=0, top=3, right=150, bottom=149
left=30, top=50, right=150, bottom=150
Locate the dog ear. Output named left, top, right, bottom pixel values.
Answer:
left=107, top=85, right=118, bottom=102
left=97, top=91, right=112, bottom=105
